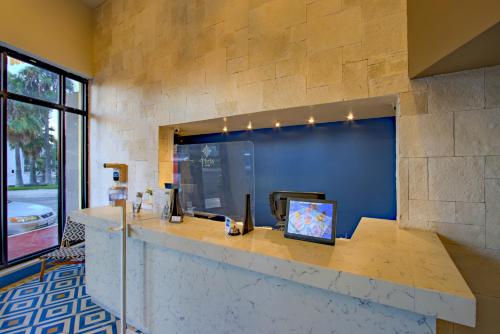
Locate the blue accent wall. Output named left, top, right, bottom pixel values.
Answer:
left=179, top=117, right=396, bottom=238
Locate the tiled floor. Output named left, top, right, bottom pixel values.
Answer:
left=8, top=226, right=59, bottom=261
left=0, top=264, right=135, bottom=333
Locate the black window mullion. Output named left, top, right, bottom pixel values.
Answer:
left=1, top=52, right=8, bottom=267
left=58, top=75, right=66, bottom=244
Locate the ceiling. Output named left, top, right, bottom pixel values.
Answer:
left=167, top=95, right=398, bottom=137
left=80, top=0, right=106, bottom=8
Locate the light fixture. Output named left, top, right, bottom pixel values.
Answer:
left=275, top=121, right=281, bottom=128
left=247, top=121, right=252, bottom=130
left=347, top=113, right=354, bottom=121
left=308, top=116, right=315, bottom=124
left=222, top=125, right=228, bottom=132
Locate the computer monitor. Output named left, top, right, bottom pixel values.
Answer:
left=269, top=191, right=326, bottom=228
left=285, top=198, right=337, bottom=245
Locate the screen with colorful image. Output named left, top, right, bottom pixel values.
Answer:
left=287, top=200, right=334, bottom=239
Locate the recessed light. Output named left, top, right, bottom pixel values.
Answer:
left=247, top=121, right=252, bottom=130
left=275, top=121, right=281, bottom=128
left=347, top=113, right=354, bottom=121
left=308, top=117, right=315, bottom=124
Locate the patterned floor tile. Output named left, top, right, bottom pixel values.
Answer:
left=0, top=265, right=142, bottom=334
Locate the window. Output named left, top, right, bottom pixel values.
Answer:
left=0, top=46, right=88, bottom=266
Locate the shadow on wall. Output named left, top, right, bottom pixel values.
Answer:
left=438, top=239, right=500, bottom=333
left=178, top=117, right=397, bottom=238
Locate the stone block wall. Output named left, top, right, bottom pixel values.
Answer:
left=89, top=0, right=500, bottom=331
left=397, top=66, right=500, bottom=333
left=90, top=0, right=408, bottom=204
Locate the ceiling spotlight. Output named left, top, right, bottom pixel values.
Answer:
left=247, top=121, right=252, bottom=130
left=308, top=117, right=315, bottom=124
left=347, top=113, right=354, bottom=121
left=275, top=121, right=281, bottom=128
left=222, top=125, right=228, bottom=132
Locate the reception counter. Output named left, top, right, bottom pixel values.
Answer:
left=73, top=207, right=475, bottom=333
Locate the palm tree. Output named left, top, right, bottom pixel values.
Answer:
left=7, top=63, right=58, bottom=186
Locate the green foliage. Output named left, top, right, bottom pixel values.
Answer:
left=7, top=63, right=59, bottom=186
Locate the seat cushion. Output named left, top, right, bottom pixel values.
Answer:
left=41, top=246, right=85, bottom=262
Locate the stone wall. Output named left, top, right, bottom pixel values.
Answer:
left=398, top=66, right=500, bottom=333
left=90, top=0, right=500, bottom=332
left=90, top=0, right=408, bottom=204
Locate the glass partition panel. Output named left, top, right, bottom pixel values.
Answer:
left=174, top=141, right=255, bottom=222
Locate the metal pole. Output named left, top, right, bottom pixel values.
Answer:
left=121, top=204, right=127, bottom=334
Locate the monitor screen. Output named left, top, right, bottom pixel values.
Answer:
left=285, top=198, right=337, bottom=245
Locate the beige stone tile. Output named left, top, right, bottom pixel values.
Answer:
left=263, top=75, right=306, bottom=109
left=226, top=28, right=249, bottom=60
left=342, top=42, right=364, bottom=64
left=428, top=157, right=485, bottom=202
left=290, top=23, right=306, bottom=42
left=361, top=0, right=404, bottom=22
left=186, top=93, right=217, bottom=121
left=236, top=64, right=275, bottom=86
left=368, top=73, right=409, bottom=97
left=307, top=6, right=362, bottom=54
left=249, top=0, right=305, bottom=36
left=341, top=60, right=368, bottom=100
left=455, top=109, right=500, bottom=156
left=485, top=156, right=500, bottom=179
left=485, top=64, right=500, bottom=109
left=363, top=13, right=406, bottom=61
left=486, top=179, right=500, bottom=250
left=236, top=81, right=264, bottom=114
left=399, top=90, right=428, bottom=116
left=454, top=294, right=500, bottom=334
left=398, top=113, right=454, bottom=158
left=224, top=0, right=249, bottom=31
left=307, top=47, right=342, bottom=88
left=409, top=199, right=455, bottom=223
left=227, top=56, right=249, bottom=74
left=305, top=83, right=343, bottom=105
left=433, top=222, right=486, bottom=249
left=455, top=202, right=486, bottom=226
left=428, top=69, right=485, bottom=113
left=276, top=41, right=307, bottom=78
left=397, top=157, right=409, bottom=224
left=248, top=29, right=291, bottom=67
left=409, top=158, right=428, bottom=200
left=306, top=0, right=341, bottom=20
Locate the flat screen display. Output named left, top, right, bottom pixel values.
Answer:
left=285, top=198, right=337, bottom=245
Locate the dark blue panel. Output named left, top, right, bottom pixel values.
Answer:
left=179, top=117, right=396, bottom=238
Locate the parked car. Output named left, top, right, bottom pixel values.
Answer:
left=7, top=200, right=56, bottom=236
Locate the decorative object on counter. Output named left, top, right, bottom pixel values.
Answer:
left=169, top=188, right=184, bottom=223
left=226, top=216, right=241, bottom=236
left=141, top=188, right=154, bottom=210
left=160, top=183, right=174, bottom=221
left=133, top=192, right=143, bottom=215
left=241, top=193, right=254, bottom=235
left=284, top=198, right=337, bottom=246
left=102, top=163, right=129, bottom=334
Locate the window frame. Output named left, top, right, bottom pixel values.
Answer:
left=0, top=46, right=88, bottom=267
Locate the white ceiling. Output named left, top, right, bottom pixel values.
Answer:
left=80, top=0, right=106, bottom=8
left=169, top=95, right=398, bottom=136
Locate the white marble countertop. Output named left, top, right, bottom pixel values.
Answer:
left=73, top=206, right=476, bottom=327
